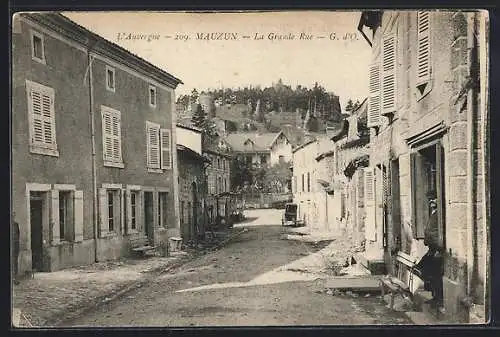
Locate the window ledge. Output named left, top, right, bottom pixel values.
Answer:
left=104, top=161, right=125, bottom=168
left=147, top=167, right=163, bottom=174
left=30, top=146, right=59, bottom=157
left=127, top=229, right=140, bottom=235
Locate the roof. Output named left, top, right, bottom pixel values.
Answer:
left=176, top=123, right=202, bottom=133
left=292, top=138, right=317, bottom=154
left=23, top=13, right=183, bottom=88
left=224, top=132, right=285, bottom=152
left=177, top=144, right=210, bottom=163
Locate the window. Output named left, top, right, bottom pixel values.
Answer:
left=279, top=155, right=285, bottom=164
left=149, top=85, right=157, bottom=107
left=416, top=11, right=432, bottom=98
left=260, top=155, right=267, bottom=164
left=30, top=30, right=45, bottom=64
left=101, top=106, right=123, bottom=167
left=99, top=188, right=121, bottom=236
left=158, top=192, right=168, bottom=228
left=106, top=66, right=115, bottom=92
left=108, top=191, right=115, bottom=231
left=130, top=191, right=137, bottom=230
left=58, top=191, right=73, bottom=241
left=180, top=201, right=185, bottom=225
left=26, top=80, right=58, bottom=156
left=146, top=122, right=172, bottom=171
left=217, top=158, right=221, bottom=169
left=307, top=172, right=311, bottom=192
left=302, top=174, right=305, bottom=192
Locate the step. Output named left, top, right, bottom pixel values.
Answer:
left=325, top=276, right=382, bottom=293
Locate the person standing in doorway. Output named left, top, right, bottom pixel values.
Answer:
left=415, top=190, right=444, bottom=310
left=12, top=218, right=20, bottom=285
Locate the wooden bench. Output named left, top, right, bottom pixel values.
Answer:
left=379, top=251, right=420, bottom=309
left=130, top=236, right=156, bottom=256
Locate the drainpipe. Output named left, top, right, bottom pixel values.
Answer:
left=478, top=12, right=489, bottom=319
left=86, top=42, right=99, bottom=263
left=465, top=12, right=476, bottom=304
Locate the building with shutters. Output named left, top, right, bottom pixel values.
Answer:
left=203, top=134, right=233, bottom=226
left=12, top=13, right=183, bottom=273
left=357, top=10, right=489, bottom=322
left=176, top=124, right=210, bottom=243
left=329, top=99, right=371, bottom=251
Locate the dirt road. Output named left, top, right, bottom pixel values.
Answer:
left=63, top=209, right=410, bottom=327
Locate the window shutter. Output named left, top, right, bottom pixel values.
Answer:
left=160, top=128, right=172, bottom=169
left=382, top=34, right=397, bottom=115
left=102, top=111, right=113, bottom=161
left=146, top=123, right=160, bottom=168
left=417, top=11, right=431, bottom=87
left=98, top=188, right=108, bottom=237
left=28, top=83, right=56, bottom=148
left=368, top=63, right=381, bottom=127
left=120, top=189, right=125, bottom=234
left=364, top=167, right=376, bottom=241
left=112, top=114, right=122, bottom=162
left=50, top=189, right=60, bottom=244
left=74, top=190, right=84, bottom=242
left=125, top=189, right=131, bottom=233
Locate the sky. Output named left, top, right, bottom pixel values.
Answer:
left=64, top=11, right=371, bottom=107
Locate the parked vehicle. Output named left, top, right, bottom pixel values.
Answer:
left=281, top=203, right=304, bottom=227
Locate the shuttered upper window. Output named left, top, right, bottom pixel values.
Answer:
left=146, top=121, right=172, bottom=171
left=30, top=30, right=45, bottom=64
left=101, top=106, right=123, bottom=168
left=416, top=11, right=432, bottom=97
left=382, top=34, right=397, bottom=115
left=368, top=63, right=381, bottom=127
left=26, top=80, right=58, bottom=156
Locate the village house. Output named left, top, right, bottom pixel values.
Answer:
left=11, top=13, right=183, bottom=274
left=202, top=134, right=234, bottom=226
left=176, top=124, right=210, bottom=243
left=329, top=100, right=374, bottom=267
left=358, top=10, right=488, bottom=322
left=224, top=131, right=292, bottom=167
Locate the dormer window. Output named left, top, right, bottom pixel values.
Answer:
left=106, top=66, right=115, bottom=92
left=30, top=30, right=45, bottom=64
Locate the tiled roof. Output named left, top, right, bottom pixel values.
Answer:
left=224, top=132, right=283, bottom=152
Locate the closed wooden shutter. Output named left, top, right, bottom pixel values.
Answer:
left=146, top=122, right=160, bottom=168
left=74, top=190, right=84, bottom=242
left=417, top=11, right=431, bottom=89
left=160, top=128, right=172, bottom=169
left=102, top=107, right=122, bottom=163
left=382, top=34, right=397, bottom=115
left=98, top=188, right=108, bottom=237
left=50, top=189, right=60, bottom=244
left=27, top=81, right=56, bottom=148
left=368, top=63, right=381, bottom=127
left=364, top=167, right=376, bottom=241
left=120, top=189, right=125, bottom=234
left=125, top=189, right=131, bottom=234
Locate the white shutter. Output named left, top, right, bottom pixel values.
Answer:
left=112, top=114, right=122, bottom=162
left=368, top=63, right=381, bottom=127
left=146, top=122, right=160, bottom=168
left=50, top=189, right=60, bottom=244
left=74, top=190, right=84, bottom=242
left=364, top=167, right=376, bottom=241
left=382, top=34, right=397, bottom=115
left=27, top=81, right=56, bottom=148
left=98, top=188, right=108, bottom=237
left=125, top=189, right=131, bottom=233
left=120, top=189, right=125, bottom=234
left=102, top=110, right=113, bottom=161
left=417, top=11, right=431, bottom=86
left=160, top=128, right=172, bottom=169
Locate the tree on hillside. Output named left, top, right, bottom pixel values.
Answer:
left=261, top=161, right=292, bottom=193
left=345, top=99, right=361, bottom=113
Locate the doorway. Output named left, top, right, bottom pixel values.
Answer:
left=143, top=192, right=154, bottom=242
left=30, top=192, right=46, bottom=272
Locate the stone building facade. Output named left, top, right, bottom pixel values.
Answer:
left=358, top=10, right=489, bottom=322
left=12, top=13, right=183, bottom=273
